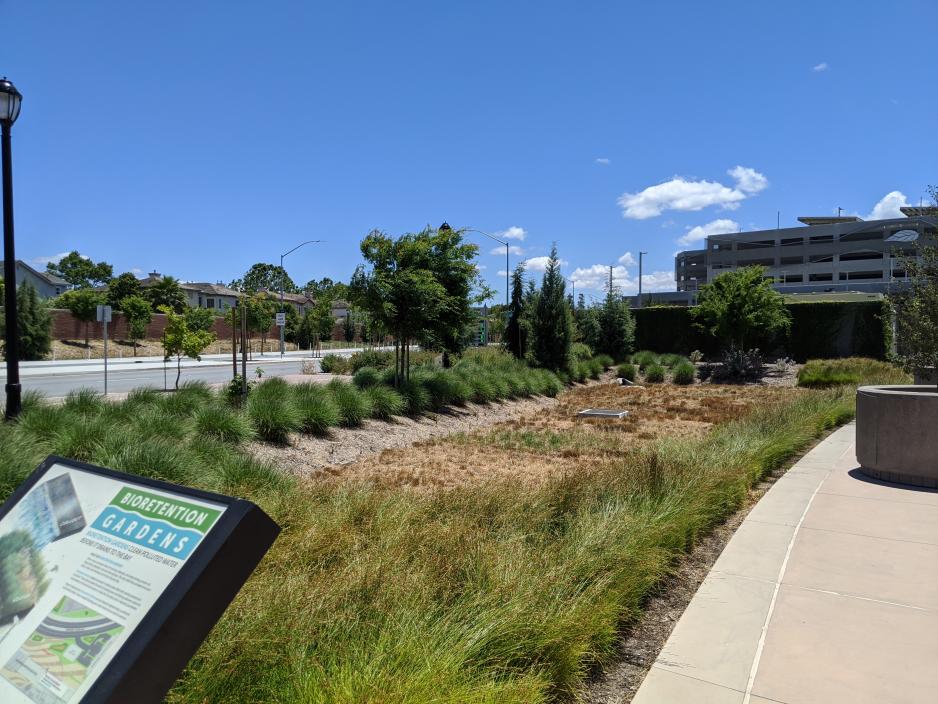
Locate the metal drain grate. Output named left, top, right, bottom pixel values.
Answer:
left=577, top=408, right=629, bottom=419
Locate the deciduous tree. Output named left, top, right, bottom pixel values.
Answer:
left=120, top=295, right=152, bottom=355
left=56, top=288, right=104, bottom=346
left=160, top=306, right=216, bottom=389
left=890, top=245, right=938, bottom=387
left=107, top=272, right=141, bottom=308
left=144, top=276, right=187, bottom=313
left=46, top=251, right=112, bottom=288
left=692, top=266, right=790, bottom=370
left=231, top=263, right=297, bottom=294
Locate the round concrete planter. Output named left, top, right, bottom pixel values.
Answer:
left=856, top=385, right=938, bottom=488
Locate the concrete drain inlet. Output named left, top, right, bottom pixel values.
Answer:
left=576, top=408, right=629, bottom=419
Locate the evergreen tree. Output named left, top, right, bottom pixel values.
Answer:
left=1, top=283, right=52, bottom=361
left=505, top=263, right=526, bottom=358
left=107, top=272, right=141, bottom=308
left=596, top=266, right=636, bottom=361
left=530, top=244, right=574, bottom=373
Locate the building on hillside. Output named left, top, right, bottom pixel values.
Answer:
left=330, top=298, right=350, bottom=320
left=180, top=282, right=243, bottom=311
left=0, top=260, right=69, bottom=298
left=675, top=209, right=938, bottom=295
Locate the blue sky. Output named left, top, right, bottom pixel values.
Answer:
left=2, top=1, right=936, bottom=301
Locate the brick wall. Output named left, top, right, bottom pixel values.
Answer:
left=50, top=309, right=279, bottom=341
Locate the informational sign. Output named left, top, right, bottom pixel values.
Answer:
left=0, top=457, right=279, bottom=704
left=275, top=312, right=286, bottom=327
left=95, top=305, right=112, bottom=324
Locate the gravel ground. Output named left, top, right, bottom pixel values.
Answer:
left=249, top=394, right=562, bottom=477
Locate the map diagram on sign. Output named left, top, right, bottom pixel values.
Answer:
left=1, top=596, right=123, bottom=704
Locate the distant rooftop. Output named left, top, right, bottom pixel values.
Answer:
left=899, top=206, right=938, bottom=217
left=797, top=216, right=863, bottom=226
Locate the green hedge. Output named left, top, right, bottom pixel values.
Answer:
left=634, top=300, right=891, bottom=361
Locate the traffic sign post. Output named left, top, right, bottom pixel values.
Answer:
left=97, top=305, right=112, bottom=395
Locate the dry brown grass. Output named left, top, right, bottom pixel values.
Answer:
left=323, top=382, right=800, bottom=490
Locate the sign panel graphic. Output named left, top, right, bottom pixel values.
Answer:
left=0, top=463, right=226, bottom=703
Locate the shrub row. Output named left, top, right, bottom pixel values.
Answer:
left=633, top=300, right=891, bottom=362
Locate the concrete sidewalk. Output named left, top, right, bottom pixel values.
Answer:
left=633, top=422, right=938, bottom=704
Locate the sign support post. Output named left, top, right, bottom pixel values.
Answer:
left=97, top=304, right=112, bottom=396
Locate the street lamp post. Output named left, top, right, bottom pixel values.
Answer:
left=1, top=78, right=23, bottom=420
left=637, top=251, right=648, bottom=308
left=279, top=240, right=321, bottom=357
left=453, top=225, right=510, bottom=309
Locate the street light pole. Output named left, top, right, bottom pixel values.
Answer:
left=1, top=78, right=23, bottom=420
left=637, top=251, right=648, bottom=308
left=279, top=240, right=322, bottom=357
left=457, top=226, right=510, bottom=309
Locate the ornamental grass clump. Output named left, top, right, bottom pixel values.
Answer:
left=353, top=366, right=383, bottom=389
left=644, top=364, right=665, bottom=383
left=617, top=363, right=636, bottom=382
left=631, top=350, right=658, bottom=370
left=672, top=361, right=696, bottom=385
left=194, top=403, right=256, bottom=444
left=246, top=378, right=302, bottom=443
left=399, top=376, right=433, bottom=414
left=796, top=358, right=910, bottom=388
left=327, top=379, right=373, bottom=427
left=365, top=385, right=405, bottom=420
left=292, top=383, right=341, bottom=435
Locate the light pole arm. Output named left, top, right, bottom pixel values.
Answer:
left=463, top=228, right=510, bottom=310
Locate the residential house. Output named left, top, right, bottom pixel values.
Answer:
left=0, top=260, right=69, bottom=299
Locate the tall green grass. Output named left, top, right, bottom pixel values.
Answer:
left=797, top=357, right=910, bottom=388
left=165, top=385, right=857, bottom=704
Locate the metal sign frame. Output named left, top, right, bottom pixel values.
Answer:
left=0, top=456, right=280, bottom=704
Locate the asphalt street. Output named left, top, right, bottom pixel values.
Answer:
left=18, top=357, right=307, bottom=397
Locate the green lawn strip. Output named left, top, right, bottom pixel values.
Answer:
left=0, top=359, right=875, bottom=704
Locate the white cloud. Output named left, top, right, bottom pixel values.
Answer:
left=678, top=218, right=741, bottom=246
left=727, top=166, right=768, bottom=194
left=618, top=251, right=637, bottom=266
left=30, top=252, right=76, bottom=266
left=492, top=245, right=524, bottom=256
left=496, top=226, right=526, bottom=241
left=617, top=166, right=768, bottom=219
left=595, top=157, right=611, bottom=165
left=524, top=255, right=567, bottom=273
left=569, top=263, right=675, bottom=294
left=812, top=62, right=829, bottom=72
left=131, top=267, right=143, bottom=275
left=867, top=191, right=910, bottom=220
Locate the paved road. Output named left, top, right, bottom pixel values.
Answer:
left=19, top=357, right=308, bottom=397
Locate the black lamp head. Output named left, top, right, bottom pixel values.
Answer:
left=0, top=77, right=22, bottom=126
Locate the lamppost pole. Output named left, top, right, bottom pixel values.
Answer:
left=637, top=251, right=648, bottom=308
left=458, top=226, right=510, bottom=309
left=279, top=240, right=322, bottom=357
left=1, top=78, right=23, bottom=420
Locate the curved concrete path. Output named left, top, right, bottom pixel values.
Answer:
left=633, top=421, right=938, bottom=704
